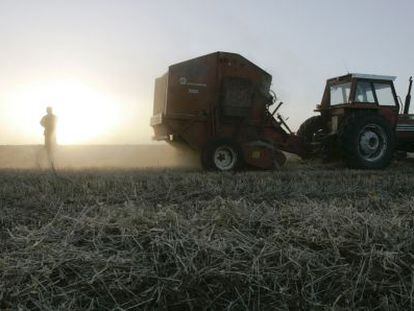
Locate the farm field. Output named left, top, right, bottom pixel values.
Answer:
left=0, top=155, right=414, bottom=309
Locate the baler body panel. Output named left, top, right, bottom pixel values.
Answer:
left=153, top=73, right=168, bottom=117
left=167, top=53, right=218, bottom=119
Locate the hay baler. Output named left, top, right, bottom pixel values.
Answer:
left=151, top=52, right=305, bottom=170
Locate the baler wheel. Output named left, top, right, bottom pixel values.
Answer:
left=202, top=139, right=243, bottom=171
left=338, top=115, right=394, bottom=169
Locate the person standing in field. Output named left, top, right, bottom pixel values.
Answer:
left=40, top=106, right=57, bottom=167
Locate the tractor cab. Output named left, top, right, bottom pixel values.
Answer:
left=319, top=73, right=414, bottom=153
left=317, top=73, right=400, bottom=133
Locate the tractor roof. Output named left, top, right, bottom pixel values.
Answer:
left=328, top=73, right=396, bottom=83
left=350, top=73, right=396, bottom=81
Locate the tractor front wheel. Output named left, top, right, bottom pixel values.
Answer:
left=339, top=115, right=394, bottom=169
left=297, top=115, right=325, bottom=158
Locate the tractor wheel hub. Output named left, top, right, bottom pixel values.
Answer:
left=358, top=124, right=387, bottom=162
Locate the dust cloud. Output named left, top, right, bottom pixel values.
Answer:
left=0, top=144, right=201, bottom=169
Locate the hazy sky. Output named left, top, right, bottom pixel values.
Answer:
left=1, top=0, right=413, bottom=144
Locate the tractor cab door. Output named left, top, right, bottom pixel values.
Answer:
left=354, top=79, right=399, bottom=126
left=372, top=82, right=399, bottom=124
left=372, top=82, right=398, bottom=107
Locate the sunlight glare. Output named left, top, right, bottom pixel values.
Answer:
left=6, top=80, right=121, bottom=144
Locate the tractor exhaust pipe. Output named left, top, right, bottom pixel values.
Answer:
left=403, top=76, right=413, bottom=114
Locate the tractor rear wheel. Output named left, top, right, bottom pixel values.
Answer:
left=339, top=115, right=394, bottom=169
left=297, top=116, right=325, bottom=158
left=201, top=138, right=243, bottom=171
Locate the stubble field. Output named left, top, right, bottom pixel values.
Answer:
left=0, top=159, right=414, bottom=310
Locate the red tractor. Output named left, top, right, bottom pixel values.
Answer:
left=299, top=73, right=414, bottom=169
left=151, top=51, right=414, bottom=170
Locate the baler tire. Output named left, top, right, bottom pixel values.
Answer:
left=203, top=139, right=243, bottom=171
left=338, top=114, right=395, bottom=169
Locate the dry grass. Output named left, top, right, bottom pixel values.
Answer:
left=1, top=164, right=414, bottom=310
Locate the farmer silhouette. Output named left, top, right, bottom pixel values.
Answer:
left=40, top=106, right=57, bottom=166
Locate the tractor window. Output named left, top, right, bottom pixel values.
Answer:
left=355, top=81, right=375, bottom=103
left=374, top=83, right=396, bottom=106
left=330, top=82, right=351, bottom=105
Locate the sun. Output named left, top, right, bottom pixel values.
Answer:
left=6, top=80, right=121, bottom=144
